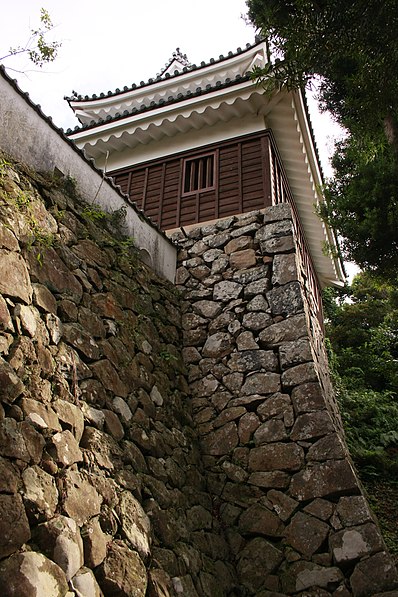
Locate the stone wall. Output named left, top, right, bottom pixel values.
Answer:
left=0, top=154, right=235, bottom=597
left=0, top=67, right=176, bottom=282
left=172, top=207, right=398, bottom=596
left=0, top=148, right=397, bottom=597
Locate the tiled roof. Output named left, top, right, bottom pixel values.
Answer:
left=65, top=38, right=263, bottom=104
left=66, top=73, right=250, bottom=135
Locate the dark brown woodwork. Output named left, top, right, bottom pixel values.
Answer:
left=110, top=130, right=273, bottom=231
left=110, top=129, right=324, bottom=328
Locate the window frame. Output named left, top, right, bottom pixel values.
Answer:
left=181, top=151, right=217, bottom=196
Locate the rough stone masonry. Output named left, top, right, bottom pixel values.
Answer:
left=171, top=204, right=398, bottom=596
left=0, top=152, right=397, bottom=596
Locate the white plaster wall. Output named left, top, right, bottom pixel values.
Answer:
left=95, top=113, right=266, bottom=172
left=0, top=72, right=176, bottom=282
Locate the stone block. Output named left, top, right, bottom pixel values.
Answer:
left=263, top=204, right=293, bottom=223
left=82, top=517, right=108, bottom=568
left=201, top=422, right=239, bottom=456
left=249, top=442, right=304, bottom=472
left=303, top=498, right=334, bottom=521
left=281, top=561, right=343, bottom=594
left=62, top=470, right=102, bottom=525
left=49, top=430, right=83, bottom=466
left=202, top=332, right=233, bottom=358
left=90, top=359, right=128, bottom=397
left=350, top=551, right=398, bottom=597
left=225, top=236, right=254, bottom=254
left=335, top=496, right=372, bottom=527
left=52, top=399, right=85, bottom=441
left=70, top=568, right=103, bottom=597
left=0, top=493, right=30, bottom=558
left=267, top=489, right=298, bottom=522
left=0, top=456, right=20, bottom=493
left=213, top=280, right=243, bottom=302
left=248, top=470, right=290, bottom=489
left=0, top=418, right=44, bottom=463
left=254, top=419, right=288, bottom=444
left=259, top=314, right=307, bottom=346
left=279, top=337, right=312, bottom=370
left=238, top=412, right=260, bottom=443
left=213, top=406, right=246, bottom=428
left=193, top=300, right=222, bottom=318
left=222, top=482, right=263, bottom=507
left=0, top=552, right=68, bottom=597
left=230, top=248, right=257, bottom=269
left=102, top=409, right=125, bottom=441
left=285, top=511, right=330, bottom=557
left=290, top=460, right=358, bottom=501
left=256, top=220, right=293, bottom=242
left=260, top=235, right=295, bottom=254
left=244, top=277, right=271, bottom=297
left=257, top=393, right=292, bottom=420
left=233, top=264, right=269, bottom=284
left=290, top=411, right=335, bottom=441
left=0, top=251, right=32, bottom=303
left=246, top=294, right=270, bottom=312
left=282, top=362, right=318, bottom=388
left=22, top=465, right=58, bottom=522
left=228, top=350, right=278, bottom=373
left=117, top=491, right=151, bottom=558
left=239, top=503, right=285, bottom=537
left=0, top=295, right=13, bottom=331
left=242, top=312, right=273, bottom=331
left=0, top=358, right=25, bottom=403
left=242, top=372, right=281, bottom=396
left=36, top=515, right=84, bottom=581
left=28, top=246, right=82, bottom=302
left=291, top=382, right=325, bottom=413
left=307, top=433, right=346, bottom=461
left=330, top=523, right=384, bottom=564
left=272, top=253, right=298, bottom=285
left=97, top=541, right=147, bottom=597
left=237, top=537, right=283, bottom=593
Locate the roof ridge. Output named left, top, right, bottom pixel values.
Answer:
left=158, top=47, right=192, bottom=77
left=65, top=38, right=263, bottom=104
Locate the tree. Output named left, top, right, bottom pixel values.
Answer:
left=247, top=0, right=398, bottom=274
left=247, top=0, right=398, bottom=145
left=323, top=272, right=398, bottom=479
left=0, top=8, right=61, bottom=70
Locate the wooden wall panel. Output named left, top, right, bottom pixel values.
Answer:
left=110, top=131, right=274, bottom=230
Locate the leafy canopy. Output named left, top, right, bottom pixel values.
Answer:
left=247, top=0, right=398, bottom=139
left=324, top=272, right=398, bottom=478
left=247, top=0, right=398, bottom=275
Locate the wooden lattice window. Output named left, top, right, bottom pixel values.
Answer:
left=183, top=153, right=216, bottom=194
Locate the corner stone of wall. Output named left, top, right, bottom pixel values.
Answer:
left=172, top=205, right=398, bottom=597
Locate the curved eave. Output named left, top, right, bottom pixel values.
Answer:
left=69, top=80, right=265, bottom=156
left=267, top=90, right=345, bottom=288
left=68, top=42, right=267, bottom=125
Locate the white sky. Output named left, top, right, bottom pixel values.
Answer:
left=2, top=0, right=342, bottom=177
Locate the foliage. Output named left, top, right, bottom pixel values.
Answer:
left=247, top=0, right=398, bottom=276
left=1, top=8, right=61, bottom=70
left=247, top=0, right=398, bottom=140
left=320, top=138, right=398, bottom=276
left=324, top=272, right=398, bottom=479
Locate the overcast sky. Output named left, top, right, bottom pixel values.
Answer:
left=2, top=0, right=343, bottom=176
